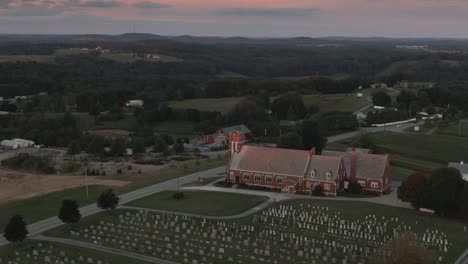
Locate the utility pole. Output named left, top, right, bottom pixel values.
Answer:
left=85, top=164, right=89, bottom=199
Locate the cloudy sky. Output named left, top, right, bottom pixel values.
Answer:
left=1, top=0, right=468, bottom=37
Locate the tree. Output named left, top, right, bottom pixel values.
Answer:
left=58, top=200, right=81, bottom=224
left=369, top=232, right=434, bottom=264
left=67, top=140, right=81, bottom=155
left=277, top=132, right=303, bottom=150
left=153, top=137, right=168, bottom=153
left=132, top=138, right=146, bottom=154
left=271, top=93, right=307, bottom=120
left=97, top=189, right=120, bottom=210
left=312, top=185, right=325, bottom=196
left=397, top=172, right=429, bottom=209
left=173, top=142, right=185, bottom=153
left=227, top=99, right=268, bottom=124
left=3, top=215, right=28, bottom=243
left=86, top=136, right=105, bottom=156
left=460, top=182, right=468, bottom=214
left=372, top=91, right=392, bottom=107
left=301, top=120, right=327, bottom=153
left=425, top=168, right=464, bottom=214
left=110, top=138, right=126, bottom=157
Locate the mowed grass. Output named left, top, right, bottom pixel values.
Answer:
left=153, top=120, right=197, bottom=136
left=0, top=185, right=110, bottom=232
left=126, top=190, right=268, bottom=216
left=391, top=166, right=415, bottom=181
left=167, top=97, right=243, bottom=113
left=0, top=240, right=151, bottom=264
left=437, top=121, right=468, bottom=137
left=0, top=158, right=226, bottom=232
left=302, top=94, right=370, bottom=113
left=0, top=55, right=54, bottom=63
left=365, top=132, right=468, bottom=171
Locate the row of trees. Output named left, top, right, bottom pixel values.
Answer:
left=3, top=189, right=119, bottom=243
left=398, top=168, right=468, bottom=215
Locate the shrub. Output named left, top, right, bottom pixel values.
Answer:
left=127, top=165, right=133, bottom=170
left=97, top=189, right=120, bottom=210
left=173, top=192, right=185, bottom=200
left=312, top=185, right=325, bottom=196
left=1, top=154, right=56, bottom=174
left=116, top=169, right=122, bottom=174
left=3, top=215, right=28, bottom=243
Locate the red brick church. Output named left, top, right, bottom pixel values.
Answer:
left=226, top=132, right=392, bottom=196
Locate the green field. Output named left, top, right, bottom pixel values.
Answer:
left=0, top=240, right=151, bottom=264
left=153, top=120, right=197, bottom=136
left=126, top=190, right=268, bottom=216
left=362, top=132, right=468, bottom=172
left=44, top=199, right=468, bottom=264
left=0, top=55, right=54, bottom=63
left=391, top=166, right=415, bottom=181
left=167, top=97, right=244, bottom=113
left=302, top=94, right=370, bottom=113
left=183, top=176, right=224, bottom=187
left=437, top=121, right=468, bottom=137
left=0, top=158, right=226, bottom=232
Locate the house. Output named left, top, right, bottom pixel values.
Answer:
left=370, top=83, right=388, bottom=89
left=197, top=124, right=252, bottom=145
left=0, top=138, right=35, bottom=149
left=448, top=161, right=468, bottom=181
left=226, top=132, right=392, bottom=196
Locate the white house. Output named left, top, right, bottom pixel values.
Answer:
left=448, top=161, right=468, bottom=181
left=0, top=138, right=35, bottom=149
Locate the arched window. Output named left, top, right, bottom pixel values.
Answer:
left=310, top=169, right=316, bottom=178
left=326, top=171, right=332, bottom=180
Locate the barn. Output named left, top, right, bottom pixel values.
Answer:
left=227, top=132, right=392, bottom=196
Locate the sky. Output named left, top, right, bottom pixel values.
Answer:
left=1, top=0, right=468, bottom=37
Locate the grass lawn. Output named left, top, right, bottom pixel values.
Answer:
left=302, top=94, right=370, bottom=113
left=153, top=120, right=197, bottom=136
left=0, top=55, right=54, bottom=63
left=183, top=176, right=224, bottom=187
left=126, top=190, right=268, bottom=216
left=0, top=158, right=226, bottom=232
left=93, top=115, right=137, bottom=130
left=391, top=166, right=415, bottom=181
left=437, top=121, right=468, bottom=137
left=331, top=132, right=468, bottom=172
left=44, top=199, right=468, bottom=264
left=167, top=97, right=243, bottom=113
left=0, top=240, right=151, bottom=264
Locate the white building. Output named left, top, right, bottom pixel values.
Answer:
left=125, top=100, right=144, bottom=108
left=0, top=138, right=35, bottom=149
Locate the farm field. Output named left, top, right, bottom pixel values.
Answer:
left=167, top=97, right=243, bottom=113
left=126, top=190, right=269, bottom=216
left=302, top=94, right=370, bottom=113
left=153, top=120, right=197, bottom=136
left=0, top=55, right=54, bottom=63
left=363, top=132, right=468, bottom=171
left=0, top=240, right=152, bottom=264
left=0, top=158, right=225, bottom=233
left=44, top=199, right=468, bottom=264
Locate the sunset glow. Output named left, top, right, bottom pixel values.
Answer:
left=1, top=0, right=468, bottom=37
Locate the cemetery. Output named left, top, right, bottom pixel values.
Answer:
left=40, top=199, right=468, bottom=264
left=0, top=240, right=152, bottom=264
left=126, top=190, right=269, bottom=216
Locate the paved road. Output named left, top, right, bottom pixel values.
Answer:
left=35, top=235, right=178, bottom=264
left=0, top=166, right=226, bottom=246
